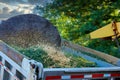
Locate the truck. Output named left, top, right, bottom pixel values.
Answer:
left=0, top=40, right=120, bottom=80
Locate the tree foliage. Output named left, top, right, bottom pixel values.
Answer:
left=35, top=0, right=120, bottom=57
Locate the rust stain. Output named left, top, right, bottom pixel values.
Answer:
left=0, top=41, right=24, bottom=66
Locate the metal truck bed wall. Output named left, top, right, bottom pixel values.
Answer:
left=0, top=40, right=120, bottom=80
left=61, top=39, right=120, bottom=66
left=44, top=68, right=120, bottom=80
left=0, top=40, right=37, bottom=80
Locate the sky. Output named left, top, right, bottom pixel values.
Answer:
left=0, top=0, right=52, bottom=20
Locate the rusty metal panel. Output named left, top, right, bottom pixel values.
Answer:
left=116, top=22, right=120, bottom=33
left=0, top=40, right=24, bottom=66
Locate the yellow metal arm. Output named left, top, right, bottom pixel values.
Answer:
left=90, top=22, right=120, bottom=39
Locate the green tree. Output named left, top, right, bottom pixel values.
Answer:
left=35, top=0, right=120, bottom=57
